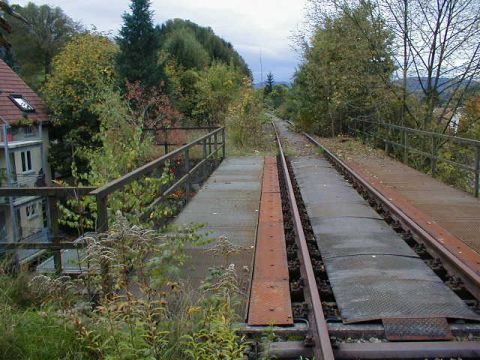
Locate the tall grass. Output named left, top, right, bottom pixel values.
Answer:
left=0, top=215, right=248, bottom=360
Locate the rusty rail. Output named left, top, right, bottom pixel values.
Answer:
left=272, top=122, right=334, bottom=360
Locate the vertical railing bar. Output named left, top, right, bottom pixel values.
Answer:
left=49, top=195, right=62, bottom=274
left=475, top=146, right=480, bottom=198
left=202, top=138, right=208, bottom=181
left=184, top=147, right=190, bottom=200
left=214, top=131, right=218, bottom=163
left=222, top=127, right=226, bottom=159
left=164, top=128, right=169, bottom=154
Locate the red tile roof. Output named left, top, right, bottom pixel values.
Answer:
left=0, top=59, right=49, bottom=125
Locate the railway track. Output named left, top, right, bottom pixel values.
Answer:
left=255, top=120, right=480, bottom=359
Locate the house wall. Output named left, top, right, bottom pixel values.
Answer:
left=0, top=124, right=51, bottom=242
left=12, top=145, right=43, bottom=186
left=16, top=199, right=44, bottom=240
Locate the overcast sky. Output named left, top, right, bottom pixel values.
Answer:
left=14, top=0, right=308, bottom=83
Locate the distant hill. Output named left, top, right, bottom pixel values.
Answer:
left=402, top=77, right=478, bottom=101
left=254, top=81, right=291, bottom=89
left=157, top=19, right=251, bottom=77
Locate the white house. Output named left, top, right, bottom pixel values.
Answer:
left=0, top=59, right=52, bottom=257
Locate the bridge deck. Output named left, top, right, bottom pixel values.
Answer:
left=291, top=155, right=479, bottom=326
left=174, top=156, right=264, bottom=312
left=315, top=136, right=480, bottom=271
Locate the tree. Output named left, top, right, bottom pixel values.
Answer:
left=116, top=0, right=164, bottom=88
left=158, top=19, right=251, bottom=77
left=0, top=0, right=27, bottom=67
left=264, top=72, right=274, bottom=96
left=0, top=1, right=26, bottom=46
left=269, top=84, right=289, bottom=109
left=287, top=1, right=396, bottom=135
left=383, top=0, right=480, bottom=129
left=6, top=2, right=81, bottom=88
left=193, top=62, right=244, bottom=125
left=318, top=0, right=480, bottom=130
left=43, top=33, right=118, bottom=177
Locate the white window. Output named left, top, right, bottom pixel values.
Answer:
left=26, top=203, right=37, bottom=219
left=24, top=126, right=34, bottom=136
left=21, top=150, right=32, bottom=172
left=9, top=95, right=35, bottom=112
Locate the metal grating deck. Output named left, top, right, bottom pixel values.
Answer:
left=291, top=156, right=480, bottom=324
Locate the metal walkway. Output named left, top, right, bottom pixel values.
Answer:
left=173, top=157, right=264, bottom=309
left=290, top=155, right=480, bottom=327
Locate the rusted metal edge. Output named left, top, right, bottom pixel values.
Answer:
left=263, top=340, right=480, bottom=359
left=303, top=132, right=480, bottom=300
left=273, top=123, right=335, bottom=360
left=335, top=341, right=480, bottom=359
left=237, top=321, right=480, bottom=337
left=243, top=159, right=264, bottom=323
left=247, top=156, right=293, bottom=326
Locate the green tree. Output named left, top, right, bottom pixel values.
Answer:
left=0, top=1, right=25, bottom=46
left=264, top=72, right=274, bottom=96
left=43, top=33, right=118, bottom=177
left=158, top=19, right=251, bottom=77
left=116, top=0, right=164, bottom=88
left=269, top=84, right=289, bottom=109
left=193, top=62, right=244, bottom=125
left=0, top=0, right=27, bottom=67
left=6, top=2, right=81, bottom=88
left=162, top=27, right=209, bottom=70
left=288, top=1, right=395, bottom=135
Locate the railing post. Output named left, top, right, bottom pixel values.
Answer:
left=49, top=196, right=62, bottom=274
left=403, top=130, right=408, bottom=164
left=202, top=138, right=208, bottom=181
left=475, top=146, right=480, bottom=198
left=214, top=131, right=218, bottom=162
left=184, top=148, right=190, bottom=200
left=221, top=128, right=226, bottom=159
left=96, top=193, right=112, bottom=295
left=208, top=133, right=212, bottom=155
left=96, top=194, right=108, bottom=232
left=164, top=128, right=169, bottom=154
left=362, top=120, right=366, bottom=144
left=431, top=135, right=437, bottom=177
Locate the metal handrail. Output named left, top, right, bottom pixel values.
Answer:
left=91, top=127, right=225, bottom=232
left=0, top=127, right=226, bottom=273
left=349, top=118, right=480, bottom=197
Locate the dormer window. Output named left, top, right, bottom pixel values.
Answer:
left=9, top=94, right=35, bottom=112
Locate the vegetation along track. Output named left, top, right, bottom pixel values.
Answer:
left=268, top=119, right=480, bottom=359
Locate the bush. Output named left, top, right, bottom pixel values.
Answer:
left=227, top=81, right=265, bottom=148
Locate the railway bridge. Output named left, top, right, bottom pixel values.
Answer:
left=173, top=118, right=480, bottom=359
left=2, top=118, right=480, bottom=359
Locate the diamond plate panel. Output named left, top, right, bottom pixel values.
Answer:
left=291, top=156, right=480, bottom=324
left=383, top=318, right=453, bottom=341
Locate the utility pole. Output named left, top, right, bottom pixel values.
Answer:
left=260, top=49, right=264, bottom=85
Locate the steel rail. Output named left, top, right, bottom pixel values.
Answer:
left=272, top=122, right=334, bottom=360
left=303, top=132, right=480, bottom=300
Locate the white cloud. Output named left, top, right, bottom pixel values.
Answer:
left=13, top=0, right=307, bottom=82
